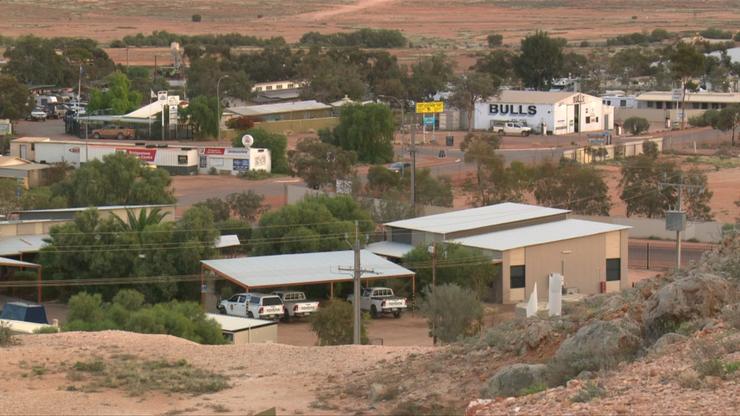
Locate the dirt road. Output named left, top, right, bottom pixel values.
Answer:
left=296, top=0, right=397, bottom=20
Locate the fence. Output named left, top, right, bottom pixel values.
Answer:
left=628, top=240, right=716, bottom=270
left=562, top=137, right=663, bottom=164
left=572, top=214, right=725, bottom=243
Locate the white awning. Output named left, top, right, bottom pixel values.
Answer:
left=0, top=235, right=49, bottom=256
left=202, top=250, right=414, bottom=289
left=0, top=256, right=40, bottom=268
left=367, top=241, right=414, bottom=259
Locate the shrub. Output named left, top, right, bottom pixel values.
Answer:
left=225, top=116, right=258, bottom=130
left=642, top=141, right=659, bottom=159
left=191, top=14, right=202, bottom=23
left=487, top=33, right=503, bottom=47
left=571, top=382, right=606, bottom=403
left=688, top=109, right=720, bottom=127
left=0, top=322, right=18, bottom=347
left=699, top=27, right=732, bottom=39
left=33, top=326, right=60, bottom=334
left=419, top=284, right=483, bottom=343
left=623, top=117, right=650, bottom=135
left=309, top=300, right=368, bottom=345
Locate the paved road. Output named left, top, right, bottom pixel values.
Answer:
left=628, top=239, right=715, bottom=270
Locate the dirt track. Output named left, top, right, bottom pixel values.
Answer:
left=0, top=331, right=431, bottom=415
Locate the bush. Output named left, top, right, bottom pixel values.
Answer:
left=642, top=141, right=659, bottom=159
left=487, top=33, right=503, bottom=47
left=309, top=300, right=368, bottom=345
left=419, top=284, right=483, bottom=343
left=0, top=322, right=18, bottom=347
left=33, top=326, right=60, bottom=334
left=735, top=32, right=740, bottom=41
left=623, top=117, right=650, bottom=135
left=571, top=382, right=606, bottom=403
left=700, top=27, right=732, bottom=39
left=191, top=14, right=202, bottom=22
left=225, top=116, right=258, bottom=130
left=688, top=109, right=719, bottom=127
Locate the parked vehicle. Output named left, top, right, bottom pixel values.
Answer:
left=26, top=109, right=48, bottom=122
left=91, top=125, right=135, bottom=140
left=491, top=120, right=531, bottom=136
left=387, top=161, right=412, bottom=174
left=218, top=293, right=284, bottom=320
left=0, top=302, right=48, bottom=324
left=272, top=291, right=319, bottom=321
left=347, top=287, right=407, bottom=318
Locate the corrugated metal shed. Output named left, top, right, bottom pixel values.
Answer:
left=0, top=235, right=48, bottom=256
left=488, top=90, right=578, bottom=104
left=201, top=250, right=414, bottom=289
left=214, top=234, right=240, bottom=249
left=385, top=203, right=570, bottom=235
left=206, top=313, right=276, bottom=332
left=226, top=100, right=331, bottom=117
left=452, top=219, right=630, bottom=251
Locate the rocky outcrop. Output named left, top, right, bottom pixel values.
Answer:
left=483, top=363, right=547, bottom=398
left=643, top=273, right=732, bottom=340
left=648, top=332, right=687, bottom=356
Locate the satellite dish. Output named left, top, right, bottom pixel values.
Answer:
left=241, top=134, right=254, bottom=148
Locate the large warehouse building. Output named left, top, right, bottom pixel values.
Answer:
left=368, top=203, right=630, bottom=304
left=473, top=91, right=615, bottom=135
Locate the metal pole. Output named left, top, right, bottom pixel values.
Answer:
left=353, top=220, right=361, bottom=345
left=217, top=75, right=229, bottom=142
left=676, top=176, right=682, bottom=271
left=410, top=116, right=416, bottom=213
left=431, top=242, right=437, bottom=346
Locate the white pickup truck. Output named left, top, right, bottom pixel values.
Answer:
left=491, top=120, right=532, bottom=136
left=218, top=293, right=284, bottom=320
left=347, top=287, right=407, bottom=319
left=272, top=291, right=319, bottom=321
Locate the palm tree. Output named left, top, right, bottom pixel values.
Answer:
left=113, top=207, right=168, bottom=246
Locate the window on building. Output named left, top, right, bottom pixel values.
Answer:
left=620, top=100, right=627, bottom=107
left=692, top=103, right=700, bottom=109
left=585, top=116, right=591, bottom=123
left=656, top=101, right=663, bottom=109
left=595, top=116, right=599, bottom=123
left=390, top=228, right=412, bottom=245
left=178, top=155, right=187, bottom=165
left=647, top=101, right=654, bottom=108
left=276, top=84, right=283, bottom=90
left=711, top=103, right=719, bottom=109
left=266, top=86, right=273, bottom=90
left=287, top=83, right=294, bottom=89
left=606, top=258, right=621, bottom=281
left=701, top=103, right=708, bottom=109
left=510, top=265, right=525, bottom=289
left=255, top=87, right=262, bottom=92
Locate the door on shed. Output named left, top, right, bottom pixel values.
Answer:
left=574, top=104, right=580, bottom=133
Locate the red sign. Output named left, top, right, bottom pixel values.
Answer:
left=202, top=147, right=226, bottom=155
left=68, top=147, right=80, bottom=153
left=118, top=148, right=157, bottom=162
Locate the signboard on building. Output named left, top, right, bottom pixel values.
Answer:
left=423, top=115, right=436, bottom=125
left=415, top=101, right=444, bottom=114
left=168, top=105, right=178, bottom=124
left=118, top=148, right=157, bottom=162
left=202, top=147, right=226, bottom=155
left=489, top=104, right=537, bottom=116
left=232, top=158, right=250, bottom=171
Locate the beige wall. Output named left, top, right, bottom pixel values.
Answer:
left=0, top=220, right=67, bottom=237
left=230, top=324, right=278, bottom=344
left=500, top=230, right=629, bottom=304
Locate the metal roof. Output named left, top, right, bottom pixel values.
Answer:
left=452, top=219, right=630, bottom=252
left=366, top=241, right=415, bottom=259
left=385, top=203, right=570, bottom=235
left=0, top=235, right=49, bottom=256
left=205, top=313, right=276, bottom=332
left=0, top=256, right=41, bottom=268
left=15, top=204, right=173, bottom=214
left=226, top=100, right=331, bottom=117
left=636, top=91, right=740, bottom=104
left=214, top=234, right=240, bottom=249
left=202, top=250, right=414, bottom=289
left=487, top=90, right=584, bottom=105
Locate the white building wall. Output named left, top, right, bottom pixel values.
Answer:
left=474, top=103, right=555, bottom=133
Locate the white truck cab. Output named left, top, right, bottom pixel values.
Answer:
left=347, top=287, right=407, bottom=319
left=218, top=292, right=284, bottom=320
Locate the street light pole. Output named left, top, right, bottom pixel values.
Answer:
left=378, top=94, right=415, bottom=212
left=216, top=75, right=230, bottom=142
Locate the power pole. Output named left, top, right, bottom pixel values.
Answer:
left=660, top=173, right=703, bottom=271
left=339, top=221, right=376, bottom=344
left=430, top=242, right=437, bottom=346
left=410, top=115, right=416, bottom=213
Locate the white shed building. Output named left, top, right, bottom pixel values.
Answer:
left=474, top=91, right=615, bottom=135
left=197, top=147, right=272, bottom=174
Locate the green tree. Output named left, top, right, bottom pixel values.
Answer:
left=330, top=103, right=395, bottom=164
left=225, top=190, right=265, bottom=222
left=514, top=31, right=565, bottom=90
left=407, top=53, right=454, bottom=101
left=232, top=128, right=289, bottom=174
left=608, top=48, right=656, bottom=82
left=449, top=73, right=501, bottom=133
left=0, top=74, right=33, bottom=120
left=420, top=284, right=483, bottom=343
left=0, top=179, right=19, bottom=218
left=288, top=138, right=357, bottom=190
left=402, top=169, right=454, bottom=207
left=487, top=33, right=503, bottom=47
left=51, top=152, right=175, bottom=207
left=472, top=50, right=516, bottom=84
left=533, top=162, right=612, bottom=215
left=87, top=72, right=143, bottom=114
left=193, top=198, right=231, bottom=222
left=309, top=300, right=368, bottom=345
left=19, top=187, right=68, bottom=210
left=620, top=156, right=713, bottom=220
left=252, top=195, right=372, bottom=255
left=710, top=105, right=739, bottom=146
left=623, top=117, right=650, bottom=135
left=300, top=54, right=367, bottom=102
left=182, top=95, right=219, bottom=139
left=366, top=165, right=401, bottom=197
left=113, top=207, right=169, bottom=247
left=670, top=42, right=706, bottom=127
left=402, top=244, right=495, bottom=297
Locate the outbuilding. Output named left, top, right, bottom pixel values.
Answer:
left=206, top=313, right=277, bottom=344
left=474, top=90, right=615, bottom=135
left=0, top=156, right=51, bottom=189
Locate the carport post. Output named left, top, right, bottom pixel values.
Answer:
left=37, top=266, right=42, bottom=304
left=199, top=266, right=205, bottom=308
left=329, top=283, right=334, bottom=299
left=411, top=274, right=416, bottom=307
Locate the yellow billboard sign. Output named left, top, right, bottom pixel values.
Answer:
left=415, top=101, right=444, bottom=114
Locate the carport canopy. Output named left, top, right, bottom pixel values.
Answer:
left=200, top=250, right=415, bottom=293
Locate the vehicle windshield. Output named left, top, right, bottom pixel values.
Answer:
left=262, top=297, right=283, bottom=306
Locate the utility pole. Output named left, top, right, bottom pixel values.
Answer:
left=660, top=173, right=703, bottom=271
left=410, top=116, right=416, bottom=213
left=339, top=221, right=377, bottom=344
left=217, top=75, right=230, bottom=142
left=430, top=242, right=438, bottom=346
